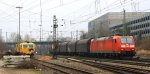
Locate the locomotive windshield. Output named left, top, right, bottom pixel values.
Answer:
left=22, top=44, right=34, bottom=48
left=121, top=38, right=126, bottom=43
left=121, top=37, right=133, bottom=43
left=127, top=38, right=133, bottom=43
left=29, top=44, right=33, bottom=48
left=23, top=44, right=28, bottom=48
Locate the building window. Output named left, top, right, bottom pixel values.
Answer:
left=147, top=16, right=150, bottom=20
left=146, top=23, right=148, bottom=27
left=143, top=17, right=146, bottom=21
left=130, top=27, right=132, bottom=30
left=144, top=23, right=147, bottom=28
left=148, top=30, right=150, bottom=33
left=134, top=26, right=136, bottom=30
left=137, top=25, right=139, bottom=29
left=147, top=23, right=149, bottom=27
left=146, top=30, right=148, bottom=34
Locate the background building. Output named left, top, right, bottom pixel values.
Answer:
left=110, top=14, right=150, bottom=38
left=88, top=12, right=150, bottom=38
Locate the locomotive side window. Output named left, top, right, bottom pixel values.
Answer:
left=114, top=39, right=117, bottom=43
left=121, top=38, right=126, bottom=43
left=127, top=38, right=133, bottom=43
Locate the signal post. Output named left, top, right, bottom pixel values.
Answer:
left=52, top=15, right=58, bottom=58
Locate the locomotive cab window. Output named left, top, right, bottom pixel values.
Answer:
left=121, top=38, right=126, bottom=43
left=121, top=37, right=133, bottom=43
left=23, top=44, right=28, bottom=48
left=127, top=38, right=133, bottom=43
left=29, top=44, right=33, bottom=48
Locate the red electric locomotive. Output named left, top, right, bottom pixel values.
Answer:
left=90, top=36, right=136, bottom=57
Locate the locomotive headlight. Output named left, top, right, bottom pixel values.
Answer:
left=31, top=50, right=34, bottom=53
left=121, top=45, right=126, bottom=48
left=130, top=45, right=135, bottom=48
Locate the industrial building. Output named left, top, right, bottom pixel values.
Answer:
left=110, top=14, right=150, bottom=38
left=88, top=12, right=150, bottom=38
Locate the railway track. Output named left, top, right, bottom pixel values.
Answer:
left=98, top=59, right=150, bottom=67
left=67, top=58, right=150, bottom=74
left=32, top=59, right=95, bottom=74
left=59, top=56, right=150, bottom=67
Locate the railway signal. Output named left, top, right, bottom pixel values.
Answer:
left=52, top=15, right=58, bottom=58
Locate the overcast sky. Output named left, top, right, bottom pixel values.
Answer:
left=0, top=0, right=150, bottom=41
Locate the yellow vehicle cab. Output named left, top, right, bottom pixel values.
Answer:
left=15, top=42, right=36, bottom=55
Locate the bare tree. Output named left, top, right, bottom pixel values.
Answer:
left=30, top=38, right=36, bottom=42
left=80, top=31, right=88, bottom=39
left=0, top=38, right=5, bottom=58
left=47, top=35, right=53, bottom=41
left=8, top=32, right=22, bottom=42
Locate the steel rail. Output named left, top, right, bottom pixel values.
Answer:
left=67, top=58, right=150, bottom=74
left=32, top=59, right=95, bottom=74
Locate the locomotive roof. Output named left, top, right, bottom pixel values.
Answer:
left=18, top=42, right=35, bottom=45
left=96, top=36, right=113, bottom=40
left=96, top=36, right=133, bottom=40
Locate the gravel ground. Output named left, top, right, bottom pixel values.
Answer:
left=0, top=68, right=42, bottom=74
left=0, top=60, right=42, bottom=74
left=46, top=57, right=115, bottom=74
left=101, top=61, right=150, bottom=70
left=34, top=55, right=150, bottom=74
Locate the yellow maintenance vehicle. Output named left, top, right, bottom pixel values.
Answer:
left=15, top=42, right=36, bottom=55
left=3, top=42, right=36, bottom=66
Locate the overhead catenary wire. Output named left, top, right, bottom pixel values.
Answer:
left=0, top=0, right=121, bottom=23
left=63, top=0, right=122, bottom=21
left=61, top=0, right=145, bottom=34
left=69, top=0, right=146, bottom=23
left=0, top=0, right=29, bottom=20
left=1, top=0, right=150, bottom=40
left=0, top=0, right=81, bottom=24
left=0, top=0, right=20, bottom=14
left=63, top=0, right=150, bottom=38
left=0, top=0, right=50, bottom=21
left=0, top=0, right=148, bottom=21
